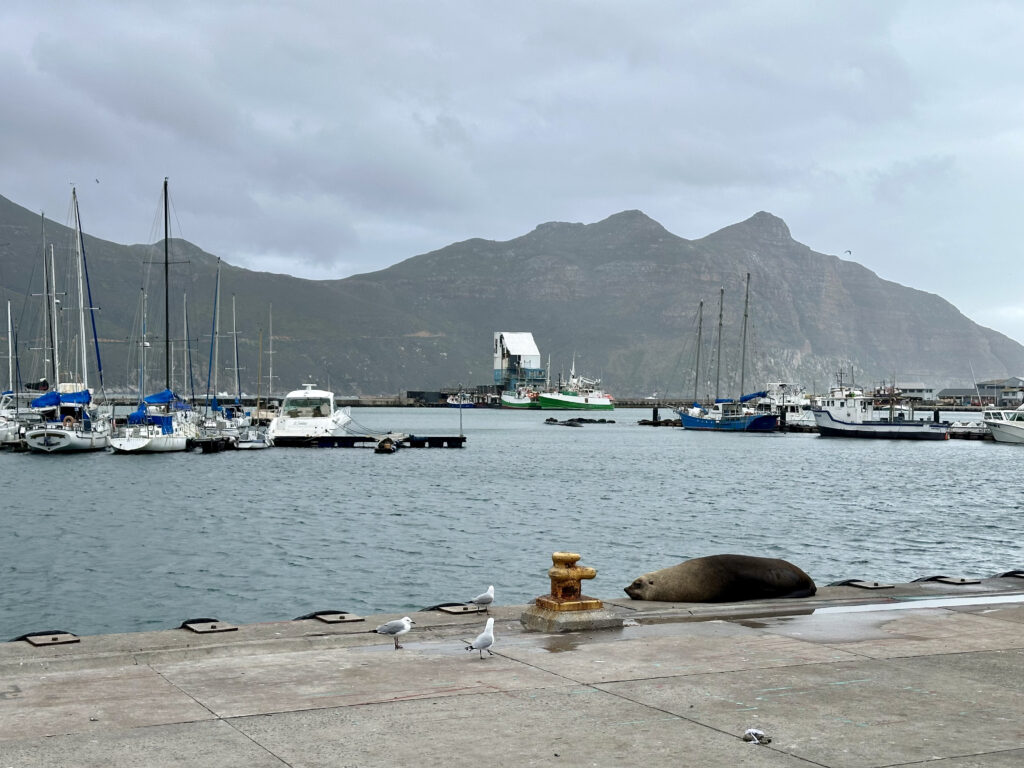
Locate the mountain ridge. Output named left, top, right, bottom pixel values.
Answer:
left=1, top=193, right=1020, bottom=397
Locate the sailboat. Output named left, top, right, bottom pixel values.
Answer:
left=237, top=324, right=271, bottom=449
left=24, top=190, right=111, bottom=452
left=676, top=274, right=778, bottom=432
left=109, top=179, right=197, bottom=453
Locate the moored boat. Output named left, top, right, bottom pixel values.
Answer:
left=981, top=405, right=1024, bottom=444
left=680, top=397, right=778, bottom=432
left=446, top=393, right=475, bottom=408
left=499, top=387, right=540, bottom=409
left=23, top=189, right=111, bottom=453
left=811, top=381, right=949, bottom=440
left=266, top=383, right=353, bottom=446
left=676, top=275, right=777, bottom=433
left=537, top=360, right=614, bottom=411
left=109, top=389, right=197, bottom=453
left=754, top=382, right=816, bottom=431
left=24, top=389, right=110, bottom=452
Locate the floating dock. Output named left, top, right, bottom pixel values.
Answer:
left=273, top=433, right=466, bottom=448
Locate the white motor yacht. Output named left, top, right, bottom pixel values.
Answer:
left=982, top=405, right=1024, bottom=444
left=266, top=384, right=352, bottom=447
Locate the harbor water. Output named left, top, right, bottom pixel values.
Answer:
left=1, top=407, right=1019, bottom=638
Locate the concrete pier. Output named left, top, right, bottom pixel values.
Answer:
left=4, top=577, right=1024, bottom=766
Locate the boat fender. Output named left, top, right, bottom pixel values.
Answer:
left=62, top=416, right=74, bottom=428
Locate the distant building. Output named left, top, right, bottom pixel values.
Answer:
left=937, top=388, right=982, bottom=406
left=976, top=378, right=1024, bottom=406
left=493, top=332, right=546, bottom=391
left=894, top=382, right=937, bottom=401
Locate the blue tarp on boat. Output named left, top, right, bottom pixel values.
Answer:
left=31, top=389, right=91, bottom=408
left=143, top=388, right=192, bottom=410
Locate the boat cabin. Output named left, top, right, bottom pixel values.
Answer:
left=281, top=385, right=334, bottom=418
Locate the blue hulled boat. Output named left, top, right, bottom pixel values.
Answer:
left=678, top=393, right=778, bottom=432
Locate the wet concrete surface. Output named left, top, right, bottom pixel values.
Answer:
left=3, top=579, right=1024, bottom=766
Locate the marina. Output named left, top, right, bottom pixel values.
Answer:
left=0, top=407, right=1018, bottom=641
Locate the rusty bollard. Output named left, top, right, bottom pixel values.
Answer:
left=535, top=552, right=603, bottom=611
left=521, top=552, right=621, bottom=632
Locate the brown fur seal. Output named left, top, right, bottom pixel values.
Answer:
left=624, top=554, right=816, bottom=602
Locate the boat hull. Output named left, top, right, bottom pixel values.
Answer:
left=812, top=410, right=949, bottom=440
left=678, top=412, right=778, bottom=432
left=537, top=392, right=614, bottom=410
left=985, top=420, right=1024, bottom=444
left=500, top=393, right=540, bottom=409
left=24, top=425, right=109, bottom=452
left=109, top=430, right=188, bottom=453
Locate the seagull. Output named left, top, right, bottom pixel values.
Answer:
left=467, top=585, right=494, bottom=612
left=374, top=616, right=414, bottom=649
left=465, top=617, right=495, bottom=658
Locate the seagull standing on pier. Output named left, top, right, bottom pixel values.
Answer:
left=374, top=616, right=414, bottom=649
left=466, top=617, right=495, bottom=658
left=467, top=585, right=494, bottom=612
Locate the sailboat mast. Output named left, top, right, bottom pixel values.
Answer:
left=73, top=187, right=88, bottom=390
left=232, top=295, right=240, bottom=402
left=139, top=290, right=147, bottom=399
left=255, top=327, right=263, bottom=414
left=6, top=301, right=12, bottom=392
left=213, top=269, right=220, bottom=396
left=182, top=292, right=188, bottom=394
left=267, top=304, right=273, bottom=399
left=163, top=177, right=170, bottom=392
left=739, top=272, right=750, bottom=399
left=693, top=300, right=703, bottom=403
left=714, top=287, right=723, bottom=402
left=49, top=245, right=61, bottom=389
left=39, top=213, right=55, bottom=387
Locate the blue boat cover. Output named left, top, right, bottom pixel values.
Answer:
left=31, top=389, right=91, bottom=408
left=126, top=404, right=148, bottom=425
left=143, top=388, right=192, bottom=410
left=739, top=391, right=767, bottom=402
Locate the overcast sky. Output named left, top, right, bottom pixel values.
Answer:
left=4, top=1, right=1024, bottom=342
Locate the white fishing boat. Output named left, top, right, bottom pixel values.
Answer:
left=811, top=377, right=948, bottom=440
left=981, top=405, right=1024, bottom=444
left=499, top=386, right=540, bottom=409
left=537, top=358, right=614, bottom=411
left=446, top=392, right=475, bottom=408
left=266, top=383, right=353, bottom=446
